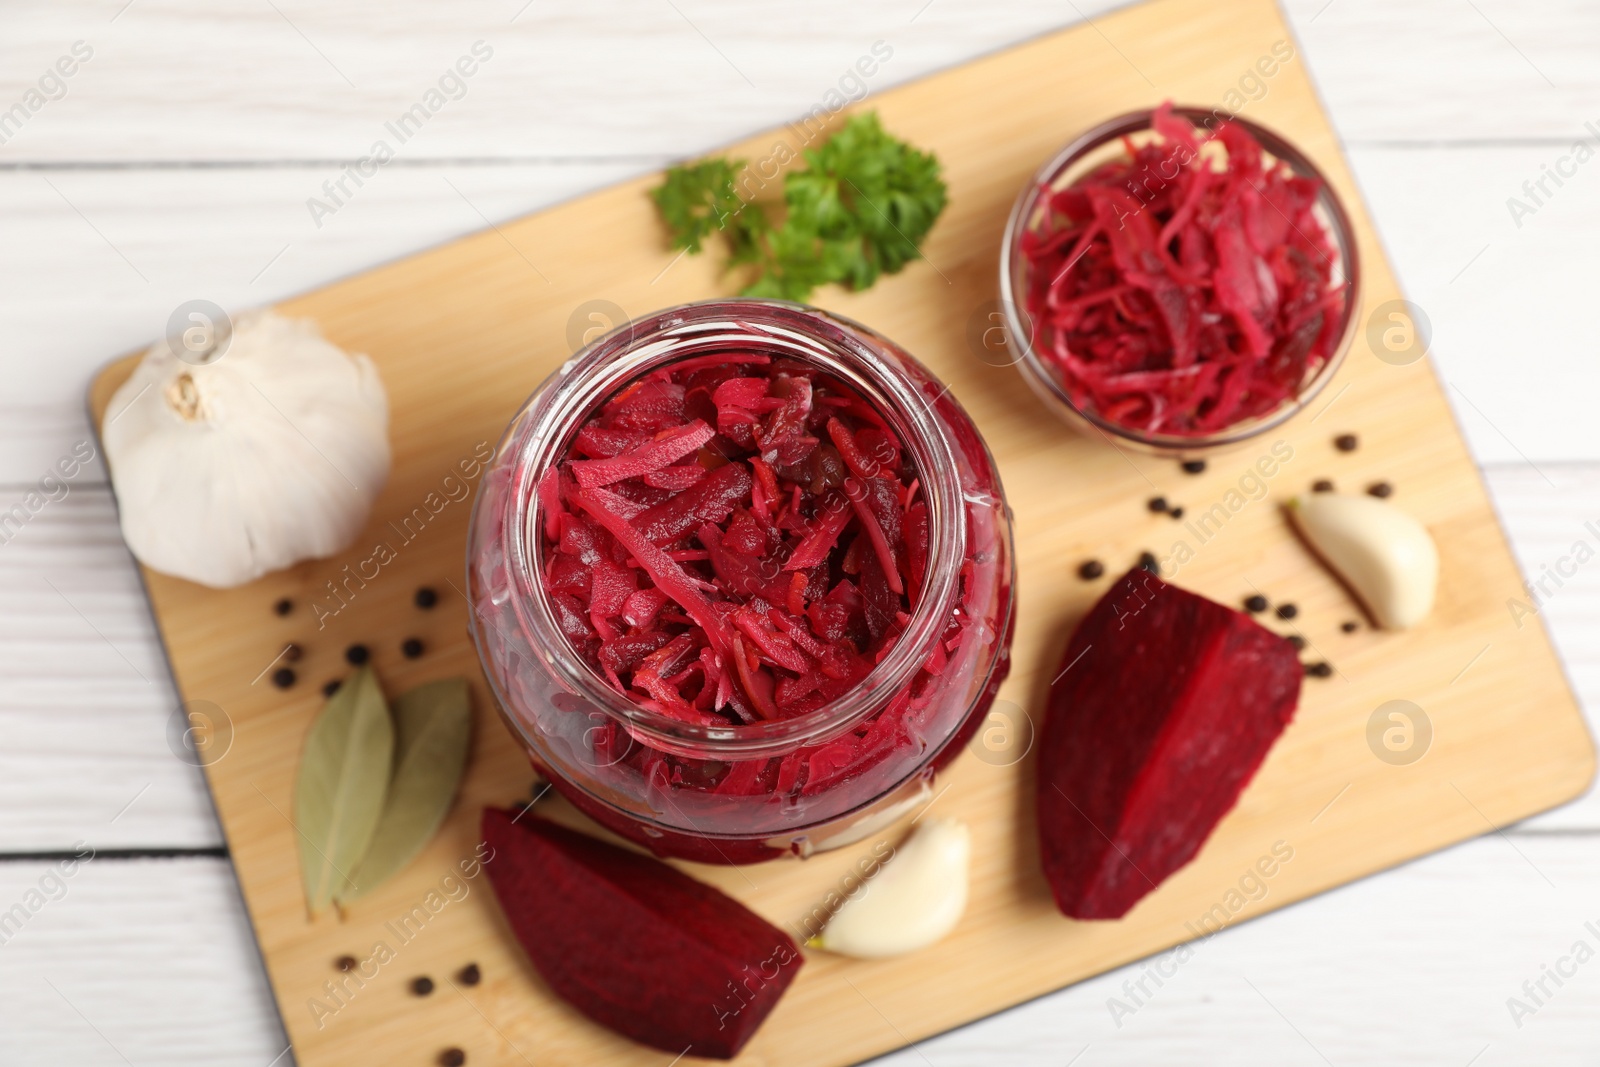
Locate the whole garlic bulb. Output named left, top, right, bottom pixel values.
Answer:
left=103, top=310, right=390, bottom=588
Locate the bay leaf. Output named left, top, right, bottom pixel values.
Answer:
left=336, top=678, right=473, bottom=903
left=294, top=665, right=394, bottom=917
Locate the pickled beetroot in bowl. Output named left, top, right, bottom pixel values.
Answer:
left=1010, top=102, right=1355, bottom=444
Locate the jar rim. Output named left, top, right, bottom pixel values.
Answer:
left=997, top=105, right=1362, bottom=454
left=494, top=298, right=969, bottom=759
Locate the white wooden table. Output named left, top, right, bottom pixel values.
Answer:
left=2, top=1, right=1598, bottom=1063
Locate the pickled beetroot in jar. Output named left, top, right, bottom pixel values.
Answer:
left=467, top=301, right=1015, bottom=864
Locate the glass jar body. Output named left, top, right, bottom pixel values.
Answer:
left=467, top=300, right=1015, bottom=864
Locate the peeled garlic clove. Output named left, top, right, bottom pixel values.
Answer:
left=103, top=310, right=390, bottom=588
left=1288, top=492, right=1438, bottom=629
left=817, top=818, right=969, bottom=959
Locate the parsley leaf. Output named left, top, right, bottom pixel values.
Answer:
left=650, top=159, right=751, bottom=255
left=651, top=112, right=947, bottom=302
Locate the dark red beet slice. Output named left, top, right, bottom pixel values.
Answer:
left=1036, top=568, right=1301, bottom=919
left=481, top=809, right=802, bottom=1058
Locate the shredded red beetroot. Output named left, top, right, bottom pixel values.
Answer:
left=540, top=354, right=928, bottom=730
left=1020, top=102, right=1347, bottom=437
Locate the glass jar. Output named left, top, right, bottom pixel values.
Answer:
left=1000, top=106, right=1361, bottom=457
left=467, top=300, right=1015, bottom=865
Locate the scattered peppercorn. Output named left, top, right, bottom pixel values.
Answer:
left=1312, top=479, right=1335, bottom=493
left=411, top=976, right=435, bottom=997
left=1341, top=620, right=1360, bottom=634
left=1138, top=551, right=1160, bottom=575
left=1287, top=635, right=1306, bottom=650
left=1304, top=661, right=1333, bottom=678
left=272, top=667, right=296, bottom=689
left=322, top=679, right=342, bottom=697
left=1181, top=459, right=1207, bottom=474
left=415, top=586, right=439, bottom=609
left=345, top=643, right=370, bottom=666
left=457, top=963, right=481, bottom=987
left=1244, top=595, right=1269, bottom=613
left=1169, top=506, right=1185, bottom=520
left=335, top=955, right=357, bottom=972
left=273, top=598, right=293, bottom=617
left=1276, top=603, right=1299, bottom=620
left=1147, top=496, right=1169, bottom=513
left=283, top=643, right=303, bottom=663
left=438, top=1049, right=466, bottom=1067
left=1078, top=559, right=1105, bottom=581
left=1367, top=481, right=1394, bottom=499
left=1334, top=433, right=1359, bottom=452
left=402, top=638, right=425, bottom=660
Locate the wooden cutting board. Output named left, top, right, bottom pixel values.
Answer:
left=88, top=0, right=1594, bottom=1063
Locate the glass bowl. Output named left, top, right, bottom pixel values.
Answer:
left=999, top=106, right=1361, bottom=457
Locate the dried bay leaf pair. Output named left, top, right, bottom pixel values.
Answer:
left=293, top=667, right=472, bottom=917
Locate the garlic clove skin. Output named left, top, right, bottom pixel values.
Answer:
left=816, top=818, right=970, bottom=959
left=103, top=311, right=390, bottom=589
left=1288, top=492, right=1438, bottom=629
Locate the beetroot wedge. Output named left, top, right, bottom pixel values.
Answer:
left=1037, top=568, right=1301, bottom=919
left=481, top=809, right=802, bottom=1058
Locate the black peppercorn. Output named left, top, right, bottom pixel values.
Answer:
left=1334, top=433, right=1359, bottom=452
left=1147, top=496, right=1169, bottom=513
left=1304, top=661, right=1333, bottom=678
left=1244, top=595, right=1268, bottom=613
left=1287, top=635, right=1306, bottom=651
left=411, top=976, right=435, bottom=996
left=1181, top=459, right=1207, bottom=475
left=335, top=955, right=357, bottom=972
left=1276, top=603, right=1299, bottom=620
left=1367, top=481, right=1394, bottom=499
left=322, top=679, right=342, bottom=697
left=438, top=1049, right=466, bottom=1067
left=402, top=638, right=424, bottom=660
left=415, top=586, right=439, bottom=609
left=345, top=644, right=370, bottom=666
left=1138, top=551, right=1160, bottom=575
left=273, top=598, right=293, bottom=617
left=283, top=643, right=303, bottom=663
left=1312, top=479, right=1335, bottom=493
left=1169, top=506, right=1185, bottom=520
left=1341, top=620, right=1359, bottom=634
left=1077, top=559, right=1105, bottom=581
left=457, top=963, right=481, bottom=987
left=271, top=667, right=296, bottom=689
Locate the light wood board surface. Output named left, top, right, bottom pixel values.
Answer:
left=80, top=0, right=1593, bottom=1064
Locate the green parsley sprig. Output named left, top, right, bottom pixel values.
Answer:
left=650, top=112, right=947, bottom=302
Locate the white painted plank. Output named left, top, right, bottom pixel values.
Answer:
left=0, top=857, right=285, bottom=1067
left=0, top=162, right=643, bottom=483
left=0, top=490, right=222, bottom=849
left=5, top=835, right=1600, bottom=1065
left=1283, top=0, right=1600, bottom=142
left=1338, top=145, right=1600, bottom=466
left=2, top=0, right=1597, bottom=167
left=0, top=0, right=1112, bottom=164
left=1, top=141, right=1598, bottom=489
left=1481, top=465, right=1600, bottom=831
left=880, top=832, right=1600, bottom=1065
